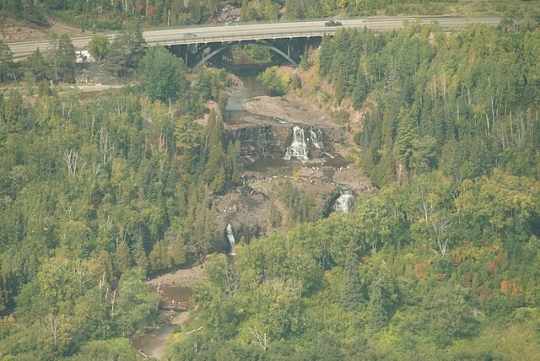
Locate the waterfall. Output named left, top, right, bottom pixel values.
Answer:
left=284, top=126, right=309, bottom=162
left=309, top=127, right=324, bottom=150
left=226, top=223, right=236, bottom=255
left=334, top=191, right=356, bottom=213
left=258, top=126, right=268, bottom=158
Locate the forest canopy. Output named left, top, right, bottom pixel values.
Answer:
left=0, top=8, right=539, bottom=361
left=317, top=16, right=540, bottom=186
left=164, top=15, right=540, bottom=361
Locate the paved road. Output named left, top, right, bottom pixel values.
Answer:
left=8, top=16, right=499, bottom=59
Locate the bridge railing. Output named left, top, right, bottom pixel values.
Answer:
left=147, top=30, right=339, bottom=46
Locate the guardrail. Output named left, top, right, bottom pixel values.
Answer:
left=147, top=30, right=338, bottom=46
left=8, top=16, right=499, bottom=60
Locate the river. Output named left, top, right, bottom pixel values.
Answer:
left=130, top=65, right=271, bottom=359
left=131, top=266, right=204, bottom=359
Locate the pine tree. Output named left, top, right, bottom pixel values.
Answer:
left=341, top=246, right=363, bottom=311
left=114, top=242, right=132, bottom=276
left=56, top=34, right=76, bottom=83
left=202, top=110, right=227, bottom=191
left=0, top=40, right=14, bottom=83
left=151, top=239, right=173, bottom=273
left=368, top=278, right=388, bottom=331
left=396, top=109, right=418, bottom=172
left=97, top=250, right=114, bottom=283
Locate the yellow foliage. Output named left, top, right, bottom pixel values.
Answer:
left=3, top=314, right=16, bottom=324
left=281, top=72, right=291, bottom=85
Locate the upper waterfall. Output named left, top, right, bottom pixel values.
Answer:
left=284, top=126, right=309, bottom=162
left=309, top=127, right=324, bottom=150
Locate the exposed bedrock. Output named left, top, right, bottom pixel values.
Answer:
left=225, top=122, right=335, bottom=162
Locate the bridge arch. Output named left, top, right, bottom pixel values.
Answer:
left=192, top=42, right=298, bottom=72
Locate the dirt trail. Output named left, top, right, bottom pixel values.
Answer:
left=47, top=16, right=87, bottom=37
left=2, top=16, right=87, bottom=43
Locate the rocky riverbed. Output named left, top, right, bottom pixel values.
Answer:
left=132, top=267, right=206, bottom=359
left=133, top=71, right=376, bottom=360
left=208, top=80, right=377, bottom=247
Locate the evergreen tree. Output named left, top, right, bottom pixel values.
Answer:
left=341, top=245, right=363, bottom=311
left=202, top=110, right=227, bottom=192
left=106, top=21, right=146, bottom=77
left=114, top=242, right=132, bottom=276
left=138, top=46, right=187, bottom=102
left=56, top=34, right=77, bottom=83
left=368, top=278, right=389, bottom=331
left=26, top=48, right=49, bottom=81
left=0, top=41, right=14, bottom=83
left=396, top=109, right=418, bottom=172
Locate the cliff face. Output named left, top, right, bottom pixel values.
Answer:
left=226, top=122, right=333, bottom=162
left=225, top=95, right=345, bottom=164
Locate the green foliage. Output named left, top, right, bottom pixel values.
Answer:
left=87, top=34, right=110, bottom=61
left=105, top=22, right=146, bottom=77
left=257, top=66, right=289, bottom=96
left=396, top=108, right=417, bottom=172
left=138, top=46, right=188, bottom=102
left=0, top=41, right=14, bottom=83
left=242, top=43, right=272, bottom=63
left=2, top=10, right=540, bottom=360
left=0, top=54, right=233, bottom=356
left=27, top=34, right=73, bottom=84
left=0, top=0, right=47, bottom=25
left=277, top=181, right=321, bottom=226
left=269, top=202, right=283, bottom=228
left=115, top=269, right=160, bottom=335
left=66, top=338, right=137, bottom=361
left=367, top=277, right=390, bottom=331
left=341, top=245, right=363, bottom=311
left=55, top=34, right=77, bottom=83
left=25, top=49, right=49, bottom=82
left=170, top=166, right=540, bottom=359
left=322, top=22, right=540, bottom=186
left=290, top=72, right=302, bottom=91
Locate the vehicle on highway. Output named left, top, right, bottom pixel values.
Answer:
left=325, top=20, right=342, bottom=27
left=184, top=33, right=197, bottom=38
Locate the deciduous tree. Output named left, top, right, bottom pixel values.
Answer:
left=88, top=34, right=110, bottom=61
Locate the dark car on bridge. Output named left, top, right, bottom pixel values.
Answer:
left=325, top=20, right=342, bottom=27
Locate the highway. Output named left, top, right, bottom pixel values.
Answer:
left=8, top=16, right=500, bottom=59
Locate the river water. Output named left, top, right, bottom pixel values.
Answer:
left=223, top=63, right=350, bottom=173
left=223, top=64, right=269, bottom=124
left=130, top=65, right=267, bottom=359
left=131, top=63, right=351, bottom=359
left=131, top=286, right=192, bottom=358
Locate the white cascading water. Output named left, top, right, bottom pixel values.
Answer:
left=226, top=223, right=236, bottom=255
left=284, top=126, right=309, bottom=162
left=257, top=127, right=268, bottom=158
left=309, top=127, right=324, bottom=149
left=334, top=191, right=356, bottom=213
